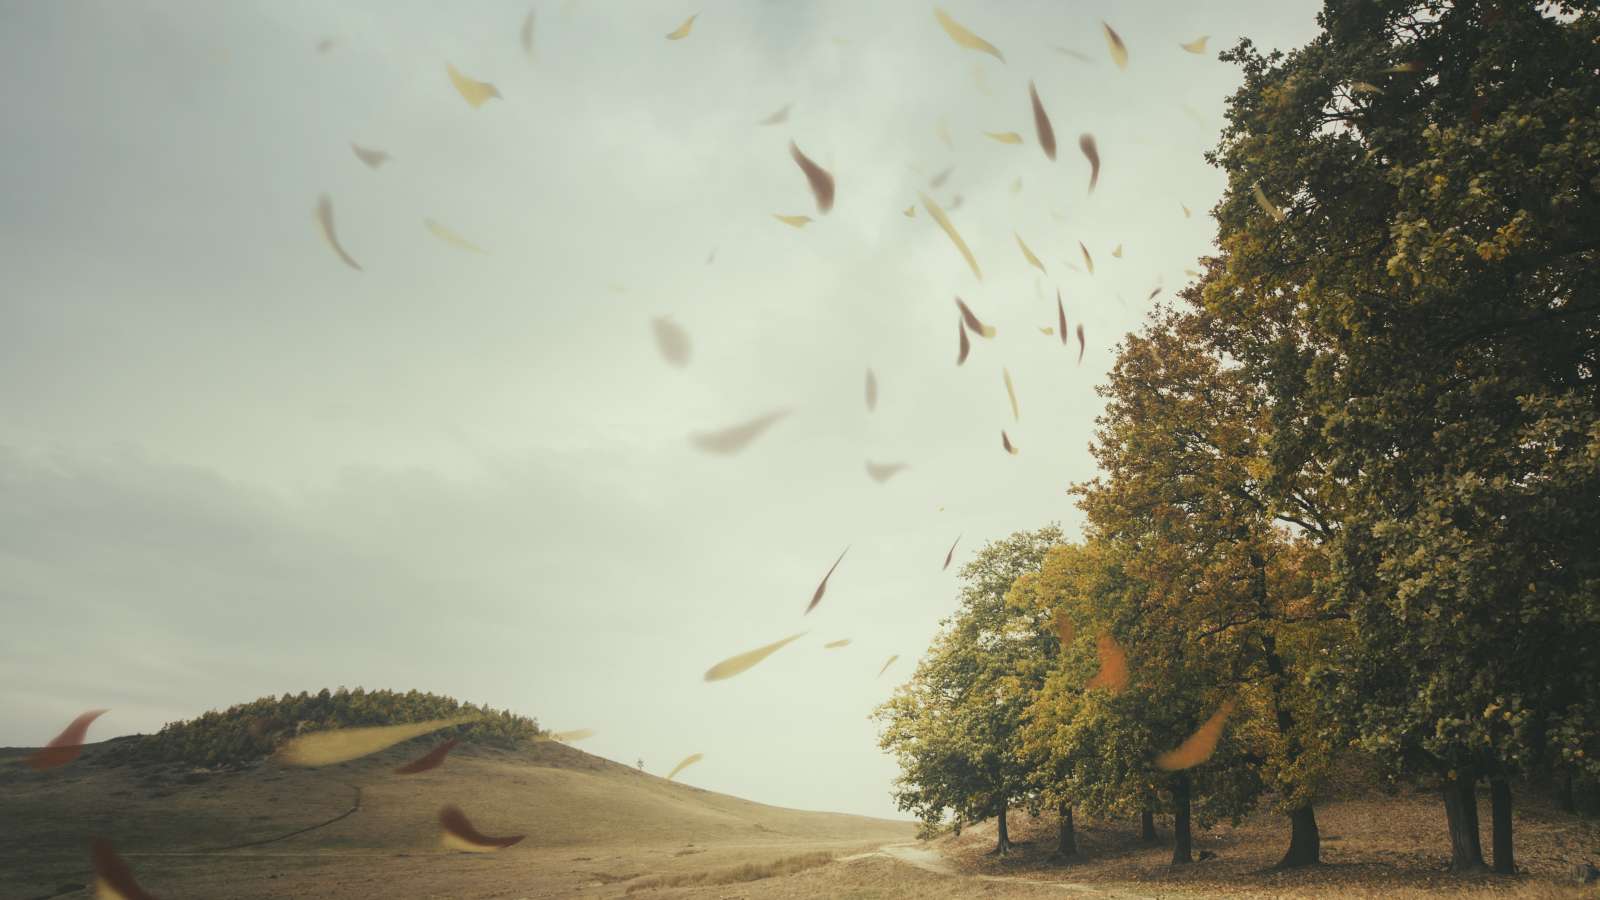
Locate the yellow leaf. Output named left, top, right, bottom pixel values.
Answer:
left=425, top=218, right=487, bottom=253
left=773, top=213, right=813, bottom=228
left=667, top=752, right=704, bottom=779
left=276, top=716, right=479, bottom=767
left=933, top=8, right=1004, bottom=61
left=704, top=632, right=806, bottom=681
left=447, top=64, right=501, bottom=108
left=1180, top=35, right=1209, bottom=54
left=878, top=655, right=899, bottom=677
left=1003, top=367, right=1020, bottom=420
left=1015, top=232, right=1046, bottom=272
left=984, top=131, right=1023, bottom=144
left=665, top=14, right=697, bottom=40
left=921, top=192, right=981, bottom=280
left=1101, top=22, right=1128, bottom=69
left=1252, top=181, right=1287, bottom=222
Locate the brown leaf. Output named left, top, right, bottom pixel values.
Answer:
left=1085, top=631, right=1128, bottom=692
left=689, top=410, right=790, bottom=454
left=865, top=461, right=909, bottom=483
left=877, top=655, right=899, bottom=677
left=1029, top=81, right=1056, bottom=160
left=651, top=317, right=691, bottom=367
left=954, top=297, right=995, bottom=338
left=790, top=141, right=835, bottom=214
left=807, top=546, right=850, bottom=613
left=394, top=738, right=459, bottom=775
left=759, top=102, right=791, bottom=126
left=27, top=709, right=108, bottom=771
left=943, top=535, right=961, bottom=571
left=314, top=194, right=362, bottom=271
left=957, top=319, right=971, bottom=365
left=1076, top=323, right=1086, bottom=364
left=350, top=144, right=391, bottom=169
left=1155, top=699, right=1237, bottom=771
left=1101, top=22, right=1128, bottom=69
left=1078, top=241, right=1095, bottom=275
left=439, top=805, right=525, bottom=852
left=929, top=167, right=954, bottom=189
left=705, top=633, right=806, bottom=681
left=1147, top=285, right=1162, bottom=301
left=1078, top=134, right=1100, bottom=192
left=91, top=838, right=158, bottom=900
left=1001, top=430, right=1018, bottom=455
left=1053, top=610, right=1075, bottom=646
left=865, top=368, right=878, bottom=411
left=520, top=9, right=536, bottom=55
left=1057, top=290, right=1068, bottom=346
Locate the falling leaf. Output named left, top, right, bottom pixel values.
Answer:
left=425, top=219, right=486, bottom=253
left=447, top=64, right=501, bottom=109
left=706, top=247, right=716, bottom=264
left=1147, top=285, right=1162, bottom=301
left=773, top=214, right=813, bottom=228
left=1028, top=81, right=1057, bottom=160
left=277, top=716, right=478, bottom=767
left=807, top=546, right=850, bottom=613
left=1111, top=243, right=1123, bottom=258
left=936, top=117, right=953, bottom=149
left=27, top=710, right=109, bottom=771
left=1054, top=46, right=1093, bottom=62
left=666, top=753, right=704, bottom=780
left=1379, top=61, right=1422, bottom=74
left=1185, top=268, right=1201, bottom=277
left=1054, top=610, right=1075, bottom=646
left=1101, top=22, right=1128, bottom=69
left=316, top=37, right=340, bottom=54
left=902, top=205, right=916, bottom=217
left=759, top=103, right=791, bottom=125
left=954, top=296, right=996, bottom=338
left=790, top=141, right=835, bottom=214
left=947, top=194, right=964, bottom=210
left=1180, top=35, right=1209, bottom=54
left=395, top=739, right=460, bottom=775
left=984, top=131, right=1023, bottom=144
left=1156, top=700, right=1237, bottom=771
left=1181, top=202, right=1192, bottom=218
left=933, top=8, right=1003, bottom=61
left=957, top=319, right=971, bottom=365
left=689, top=409, right=790, bottom=454
left=1015, top=232, right=1046, bottom=273
left=972, top=62, right=992, bottom=96
left=350, top=144, right=391, bottom=169
left=1057, top=290, right=1068, bottom=346
left=920, top=193, right=981, bottom=280
left=551, top=728, right=597, bottom=743
left=1351, top=81, right=1382, bottom=94
left=824, top=639, right=852, bottom=649
left=665, top=13, right=697, bottom=40
left=650, top=317, right=691, bottom=367
left=1078, top=134, right=1100, bottom=192
left=1039, top=326, right=1054, bottom=335
left=1079, top=241, right=1095, bottom=275
left=878, top=655, right=899, bottom=677
left=314, top=194, right=362, bottom=271
left=1002, top=430, right=1019, bottom=455
left=706, top=633, right=806, bottom=681
left=865, top=368, right=878, bottom=411
left=1076, top=324, right=1086, bottom=364
left=943, top=535, right=961, bottom=570
left=520, top=9, right=536, bottom=56
left=1252, top=180, right=1286, bottom=222
left=1085, top=631, right=1128, bottom=692
left=91, top=838, right=157, bottom=900
left=929, top=167, right=954, bottom=189
left=1011, top=177, right=1022, bottom=194
left=439, top=805, right=525, bottom=852
left=1002, top=368, right=1020, bottom=420
left=865, top=461, right=909, bottom=483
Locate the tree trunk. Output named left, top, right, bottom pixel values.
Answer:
left=1055, top=800, right=1077, bottom=858
left=1490, top=777, right=1514, bottom=875
left=1275, top=804, right=1321, bottom=869
left=995, top=796, right=1011, bottom=856
left=1141, top=809, right=1157, bottom=843
left=1556, top=768, right=1576, bottom=813
left=1171, top=773, right=1193, bottom=865
left=1442, top=773, right=1487, bottom=872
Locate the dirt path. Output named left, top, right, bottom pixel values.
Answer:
left=845, top=842, right=1156, bottom=898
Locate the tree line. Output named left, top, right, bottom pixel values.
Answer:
left=876, top=0, right=1599, bottom=876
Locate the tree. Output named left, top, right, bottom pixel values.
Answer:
left=1200, top=0, right=1600, bottom=873
left=873, top=526, right=1063, bottom=854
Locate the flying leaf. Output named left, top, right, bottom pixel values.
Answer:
left=984, top=131, right=1023, bottom=144
left=350, top=143, right=390, bottom=169
left=665, top=14, right=697, bottom=40
left=1078, top=134, right=1100, bottom=192
left=807, top=546, right=850, bottom=613
left=1076, top=323, right=1086, bottom=364
left=425, top=219, right=486, bottom=253
left=447, top=64, right=501, bottom=108
left=1085, top=631, right=1129, bottom=692
left=314, top=194, right=362, bottom=271
left=1003, top=368, right=1020, bottom=420
left=705, top=633, right=806, bottom=681
left=902, top=205, right=915, bottom=217
left=790, top=141, right=835, bottom=213
left=1180, top=35, right=1209, bottom=54
left=666, top=753, right=704, bottom=780
left=1054, top=610, right=1075, bottom=646
left=943, top=535, right=961, bottom=571
left=551, top=728, right=596, bottom=743
left=878, top=655, right=899, bottom=677
left=520, top=9, right=536, bottom=56
left=920, top=192, right=981, bottom=280
left=1252, top=180, right=1286, bottom=222
left=954, top=296, right=995, bottom=338
left=1002, top=430, right=1018, bottom=455
left=957, top=319, right=971, bottom=365
left=1185, top=268, right=1201, bottom=277
left=759, top=103, right=791, bottom=125
left=1181, top=202, right=1192, bottom=218
left=277, top=716, right=477, bottom=767
left=1054, top=46, right=1092, bottom=62
left=1110, top=243, right=1123, bottom=258
left=866, top=461, right=909, bottom=483
left=1078, top=241, right=1095, bottom=275
left=929, top=167, right=954, bottom=188
left=91, top=838, right=157, bottom=900
left=971, top=62, right=992, bottom=96
left=1029, top=81, right=1056, bottom=160
left=689, top=409, right=790, bottom=454
left=1040, top=326, right=1054, bottom=335
left=1015, top=233, right=1046, bottom=273
left=936, top=117, right=953, bottom=149
left=651, top=317, right=691, bottom=367
left=316, top=37, right=340, bottom=54
left=1379, top=61, right=1422, bottom=74
left=395, top=738, right=459, bottom=775
left=1156, top=699, right=1237, bottom=771
left=1101, top=22, right=1128, bottom=69
left=947, top=194, right=964, bottom=211
left=1011, top=177, right=1022, bottom=194
left=865, top=368, right=878, bottom=411
left=773, top=213, right=812, bottom=228
left=27, top=709, right=109, bottom=771
left=933, top=8, right=1003, bottom=61
left=1147, top=285, right=1162, bottom=301
left=824, top=639, right=851, bottom=649
left=439, top=805, right=525, bottom=852
left=1057, top=290, right=1068, bottom=346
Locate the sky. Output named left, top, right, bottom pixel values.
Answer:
left=0, top=0, right=1325, bottom=820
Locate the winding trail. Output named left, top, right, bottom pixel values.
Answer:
left=843, top=842, right=1156, bottom=898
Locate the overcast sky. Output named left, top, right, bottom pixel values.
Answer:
left=0, top=0, right=1323, bottom=820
